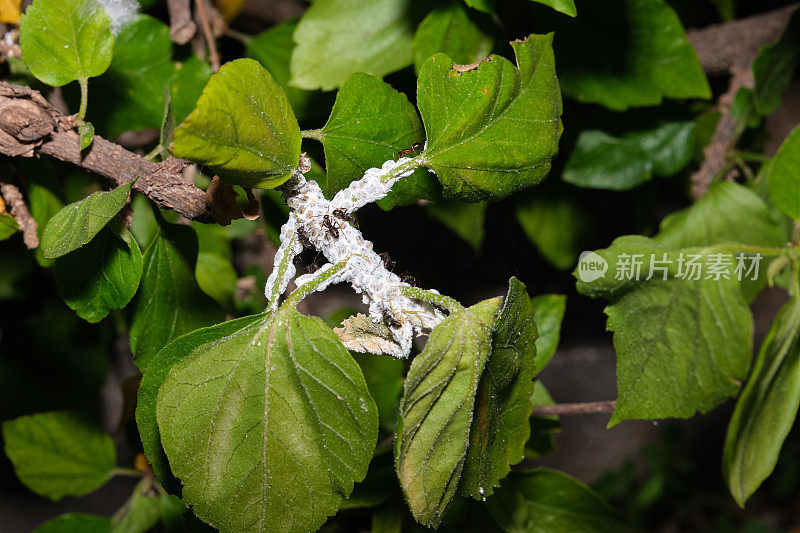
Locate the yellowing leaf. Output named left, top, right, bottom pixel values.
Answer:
left=214, top=0, right=245, bottom=21
left=0, top=0, right=21, bottom=24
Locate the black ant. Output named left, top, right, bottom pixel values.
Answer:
left=322, top=214, right=340, bottom=239
left=332, top=208, right=354, bottom=223
left=382, top=308, right=402, bottom=329
left=297, top=226, right=313, bottom=249
left=332, top=207, right=359, bottom=229
left=305, top=258, right=321, bottom=274
left=379, top=252, right=395, bottom=271
left=399, top=270, right=416, bottom=286
left=396, top=139, right=424, bottom=159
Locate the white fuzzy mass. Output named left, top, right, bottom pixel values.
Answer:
left=97, top=0, right=139, bottom=34
left=265, top=158, right=445, bottom=357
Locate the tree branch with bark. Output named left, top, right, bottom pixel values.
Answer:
left=0, top=82, right=210, bottom=221
left=687, top=4, right=798, bottom=198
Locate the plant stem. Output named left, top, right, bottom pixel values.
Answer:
left=284, top=258, right=353, bottom=307
left=380, top=155, right=424, bottom=185
left=725, top=243, right=790, bottom=257
left=111, top=467, right=144, bottom=477
left=792, top=219, right=800, bottom=246
left=223, top=27, right=251, bottom=44
left=144, top=145, right=162, bottom=161
left=194, top=0, right=220, bottom=72
left=532, top=400, right=617, bottom=416
left=401, top=286, right=463, bottom=313
left=736, top=150, right=770, bottom=163
left=733, top=154, right=754, bottom=182
left=77, top=77, right=88, bottom=121
left=301, top=129, right=325, bottom=141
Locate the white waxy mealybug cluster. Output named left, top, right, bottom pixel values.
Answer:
left=97, top=0, right=139, bottom=34
left=265, top=157, right=444, bottom=357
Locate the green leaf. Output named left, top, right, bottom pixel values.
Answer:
left=461, top=278, right=538, bottom=499
left=486, top=468, right=628, bottom=532
left=130, top=194, right=157, bottom=249
left=515, top=195, right=588, bottom=269
left=18, top=159, right=64, bottom=267
left=246, top=19, right=315, bottom=120
left=195, top=252, right=237, bottom=311
left=79, top=122, right=94, bottom=150
left=40, top=181, right=133, bottom=259
left=658, top=181, right=786, bottom=248
left=342, top=447, right=395, bottom=509
left=129, top=218, right=224, bottom=370
left=2, top=411, right=116, bottom=500
left=375, top=169, right=443, bottom=210
left=554, top=0, right=710, bottom=111
left=34, top=513, right=112, bottom=533
left=418, top=34, right=562, bottom=201
left=192, top=220, right=233, bottom=258
left=724, top=296, right=800, bottom=507
left=20, top=0, right=114, bottom=86
left=412, top=2, right=493, bottom=74
left=55, top=223, right=143, bottom=323
left=91, top=15, right=212, bottom=137
left=531, top=293, right=566, bottom=372
left=526, top=382, right=560, bottom=458
left=172, top=58, right=301, bottom=189
left=159, top=90, right=176, bottom=160
left=155, top=309, right=378, bottom=532
left=327, top=308, right=404, bottom=432
left=531, top=0, right=577, bottom=17
left=169, top=56, right=214, bottom=124
left=729, top=87, right=760, bottom=128
left=113, top=491, right=162, bottom=533
left=709, top=0, right=735, bottom=21
left=136, top=319, right=257, bottom=487
left=0, top=212, right=18, bottom=240
left=315, top=72, right=426, bottom=198
left=353, top=352, right=404, bottom=432
left=396, top=297, right=501, bottom=527
left=751, top=11, right=800, bottom=117
left=289, top=0, right=415, bottom=91
left=563, top=121, right=696, bottom=190
left=426, top=200, right=486, bottom=252
left=767, top=125, right=800, bottom=220
left=111, top=482, right=184, bottom=533
left=575, top=236, right=753, bottom=426
left=656, top=181, right=785, bottom=302
left=463, top=0, right=493, bottom=12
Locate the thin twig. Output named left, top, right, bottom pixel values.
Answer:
left=223, top=27, right=251, bottom=44
left=532, top=400, right=617, bottom=416
left=690, top=66, right=753, bottom=199
left=194, top=0, right=221, bottom=72
left=0, top=175, right=38, bottom=249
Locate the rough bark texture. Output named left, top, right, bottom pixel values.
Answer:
left=0, top=178, right=37, bottom=248
left=0, top=82, right=210, bottom=221
left=687, top=4, right=798, bottom=198
left=687, top=5, right=797, bottom=75
left=532, top=400, right=617, bottom=416
left=690, top=67, right=754, bottom=199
